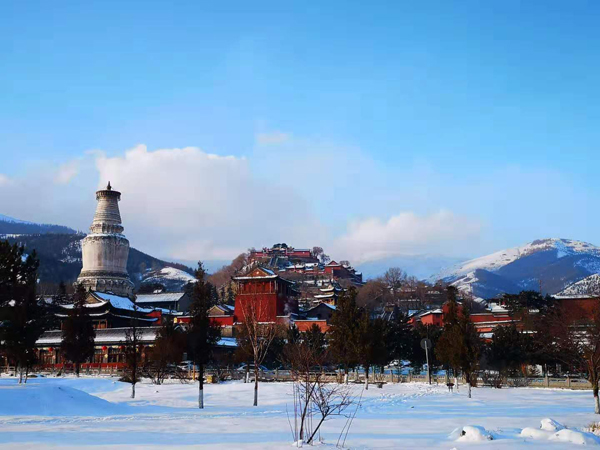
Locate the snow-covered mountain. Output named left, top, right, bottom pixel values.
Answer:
left=140, top=267, right=196, bottom=292
left=431, top=238, right=600, bottom=300
left=556, top=274, right=600, bottom=298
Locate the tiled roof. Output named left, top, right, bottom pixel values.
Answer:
left=136, top=293, right=186, bottom=303
left=36, top=327, right=159, bottom=346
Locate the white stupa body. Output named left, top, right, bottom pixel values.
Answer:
left=77, top=183, right=134, bottom=297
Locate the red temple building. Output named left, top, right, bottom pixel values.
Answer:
left=233, top=266, right=299, bottom=324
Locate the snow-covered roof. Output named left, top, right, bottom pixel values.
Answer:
left=216, top=337, right=237, bottom=348
left=93, top=292, right=154, bottom=313
left=36, top=327, right=159, bottom=346
left=314, top=293, right=335, bottom=299
left=135, top=293, right=186, bottom=303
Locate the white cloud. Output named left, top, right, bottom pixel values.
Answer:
left=0, top=174, right=10, bottom=186
left=54, top=160, right=79, bottom=185
left=331, top=210, right=481, bottom=264
left=94, top=144, right=323, bottom=260
left=255, top=131, right=291, bottom=145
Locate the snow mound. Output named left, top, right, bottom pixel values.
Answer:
left=541, top=418, right=565, bottom=431
left=449, top=425, right=493, bottom=442
left=520, top=427, right=553, bottom=440
left=0, top=382, right=129, bottom=416
left=521, top=420, right=598, bottom=445
left=549, top=429, right=599, bottom=446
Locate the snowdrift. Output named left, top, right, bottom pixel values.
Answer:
left=449, top=425, right=493, bottom=442
left=0, top=382, right=129, bottom=416
left=520, top=419, right=599, bottom=446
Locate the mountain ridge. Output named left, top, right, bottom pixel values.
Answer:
left=0, top=213, right=193, bottom=291
left=433, top=238, right=600, bottom=299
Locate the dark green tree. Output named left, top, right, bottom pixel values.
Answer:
left=60, top=284, right=96, bottom=376
left=187, top=262, right=221, bottom=408
left=388, top=311, right=414, bottom=367
left=147, top=318, right=186, bottom=384
left=354, top=314, right=391, bottom=389
left=484, top=324, right=531, bottom=378
left=0, top=242, right=48, bottom=383
left=329, top=288, right=361, bottom=382
left=303, top=323, right=327, bottom=357
left=436, top=294, right=481, bottom=398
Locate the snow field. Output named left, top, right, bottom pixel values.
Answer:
left=1, top=377, right=600, bottom=448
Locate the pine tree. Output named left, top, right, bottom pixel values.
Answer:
left=329, top=288, right=361, bottom=383
left=148, top=318, right=185, bottom=384
left=388, top=311, right=413, bottom=367
left=303, top=323, right=326, bottom=356
left=60, top=284, right=96, bottom=376
left=354, top=314, right=390, bottom=389
left=436, top=289, right=481, bottom=398
left=187, top=262, right=221, bottom=409
left=484, top=324, right=530, bottom=377
left=0, top=241, right=48, bottom=383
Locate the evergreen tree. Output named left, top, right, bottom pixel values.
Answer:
left=388, top=311, right=414, bottom=367
left=484, top=324, right=531, bottom=377
left=303, top=323, right=327, bottom=357
left=0, top=241, right=48, bottom=383
left=226, top=285, right=235, bottom=305
left=408, top=322, right=442, bottom=373
left=60, top=284, right=96, bottom=376
left=148, top=318, right=185, bottom=384
left=354, top=314, right=391, bottom=389
left=436, top=290, right=481, bottom=398
left=187, top=262, right=221, bottom=409
left=329, top=288, right=361, bottom=382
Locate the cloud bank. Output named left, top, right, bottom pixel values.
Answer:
left=332, top=210, right=481, bottom=264
left=0, top=141, right=484, bottom=270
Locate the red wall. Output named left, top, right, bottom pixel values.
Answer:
left=295, top=320, right=329, bottom=333
left=235, top=293, right=280, bottom=323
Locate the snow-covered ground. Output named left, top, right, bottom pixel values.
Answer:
left=1, top=377, right=600, bottom=449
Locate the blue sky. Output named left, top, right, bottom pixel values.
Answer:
left=1, top=1, right=599, bottom=275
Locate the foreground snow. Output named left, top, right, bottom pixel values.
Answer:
left=1, top=377, right=600, bottom=448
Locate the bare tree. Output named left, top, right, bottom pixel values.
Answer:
left=284, top=335, right=353, bottom=446
left=548, top=300, right=600, bottom=413
left=124, top=301, right=143, bottom=399
left=237, top=298, right=281, bottom=406
left=383, top=267, right=406, bottom=292
left=311, top=246, right=324, bottom=260
left=147, top=318, right=185, bottom=385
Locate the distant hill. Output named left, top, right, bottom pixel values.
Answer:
left=0, top=214, right=77, bottom=235
left=0, top=214, right=193, bottom=290
left=556, top=273, right=600, bottom=298
left=432, top=238, right=600, bottom=300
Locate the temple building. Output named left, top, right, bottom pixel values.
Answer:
left=76, top=182, right=134, bottom=297
left=35, top=184, right=162, bottom=370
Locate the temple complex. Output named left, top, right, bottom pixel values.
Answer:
left=76, top=182, right=134, bottom=297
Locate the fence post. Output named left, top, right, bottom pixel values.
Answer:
left=567, top=376, right=571, bottom=389
left=545, top=374, right=549, bottom=388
